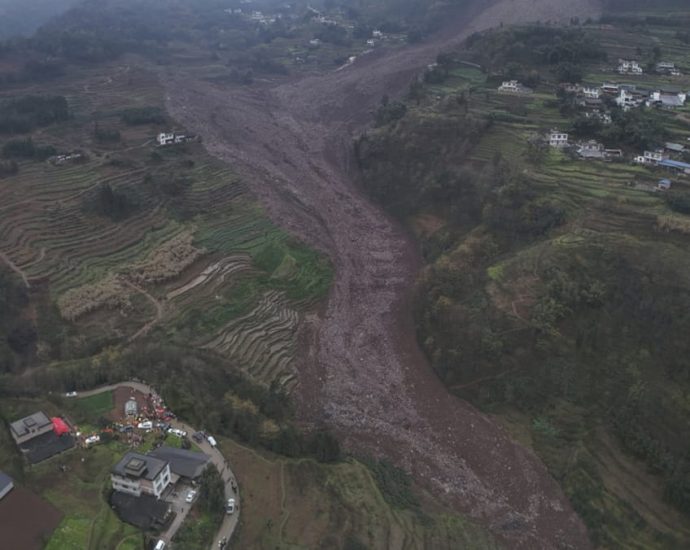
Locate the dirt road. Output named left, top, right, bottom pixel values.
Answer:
left=164, top=1, right=601, bottom=548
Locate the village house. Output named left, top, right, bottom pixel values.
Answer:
left=498, top=80, right=532, bottom=94
left=577, top=140, right=606, bottom=160
left=548, top=130, right=569, bottom=148
left=372, top=29, right=383, bottom=39
left=647, top=90, right=687, bottom=110
left=656, top=62, right=681, bottom=76
left=10, top=412, right=53, bottom=445
left=657, top=178, right=672, bottom=191
left=601, top=83, right=620, bottom=95
left=618, top=59, right=643, bottom=75
left=616, top=87, right=646, bottom=111
left=584, top=110, right=613, bottom=125
left=665, top=142, right=687, bottom=155
left=111, top=452, right=172, bottom=499
left=634, top=150, right=667, bottom=165
left=157, top=132, right=194, bottom=146
left=582, top=86, right=600, bottom=99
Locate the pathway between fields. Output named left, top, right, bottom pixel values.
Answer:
left=78, top=381, right=239, bottom=549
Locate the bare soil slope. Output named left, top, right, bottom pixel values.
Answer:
left=165, top=1, right=602, bottom=547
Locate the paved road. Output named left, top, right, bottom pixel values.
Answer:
left=77, top=380, right=239, bottom=549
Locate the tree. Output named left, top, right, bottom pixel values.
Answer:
left=308, top=431, right=341, bottom=463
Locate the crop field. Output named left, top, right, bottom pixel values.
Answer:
left=0, top=59, right=331, bottom=391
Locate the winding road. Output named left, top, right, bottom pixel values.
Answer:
left=77, top=381, right=239, bottom=549
left=163, top=1, right=602, bottom=548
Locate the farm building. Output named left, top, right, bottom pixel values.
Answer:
left=658, top=179, right=672, bottom=190
left=0, top=472, right=14, bottom=501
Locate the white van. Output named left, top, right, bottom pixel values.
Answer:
left=207, top=435, right=217, bottom=447
left=154, top=540, right=166, bottom=550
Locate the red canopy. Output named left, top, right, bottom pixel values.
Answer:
left=52, top=417, right=70, bottom=436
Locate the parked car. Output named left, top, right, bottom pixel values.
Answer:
left=185, top=489, right=197, bottom=503
left=207, top=435, right=217, bottom=447
left=168, top=428, right=187, bottom=437
left=137, top=421, right=153, bottom=431
left=226, top=498, right=235, bottom=514
left=65, top=391, right=78, bottom=397
left=192, top=432, right=204, bottom=443
left=154, top=540, right=166, bottom=550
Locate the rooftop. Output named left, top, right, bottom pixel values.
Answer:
left=148, top=446, right=211, bottom=480
left=659, top=159, right=690, bottom=170
left=112, top=452, right=168, bottom=481
left=0, top=472, right=13, bottom=493
left=10, top=412, right=52, bottom=438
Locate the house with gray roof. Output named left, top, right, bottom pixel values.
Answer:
left=148, top=446, right=211, bottom=480
left=10, top=412, right=53, bottom=445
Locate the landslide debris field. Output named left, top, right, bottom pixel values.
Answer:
left=165, top=0, right=603, bottom=547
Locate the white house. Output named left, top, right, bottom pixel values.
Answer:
left=498, top=80, right=531, bottom=94
left=111, top=452, right=172, bottom=499
left=372, top=30, right=383, bottom=39
left=582, top=87, right=600, bottom=99
left=157, top=133, right=175, bottom=146
left=618, top=59, right=643, bottom=75
left=616, top=88, right=643, bottom=111
left=548, top=130, right=569, bottom=148
left=634, top=150, right=666, bottom=165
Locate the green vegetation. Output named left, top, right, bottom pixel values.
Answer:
left=222, top=438, right=499, bottom=550
left=0, top=95, right=69, bottom=134
left=72, top=391, right=114, bottom=420
left=358, top=12, right=690, bottom=549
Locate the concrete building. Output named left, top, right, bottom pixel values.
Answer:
left=10, top=412, right=53, bottom=445
left=498, top=80, right=532, bottom=94
left=548, top=130, right=569, bottom=148
left=618, top=59, right=643, bottom=75
left=0, top=472, right=14, bottom=501
left=112, top=452, right=171, bottom=499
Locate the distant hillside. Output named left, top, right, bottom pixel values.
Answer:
left=0, top=0, right=79, bottom=39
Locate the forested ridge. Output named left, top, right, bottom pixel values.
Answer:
left=358, top=17, right=690, bottom=548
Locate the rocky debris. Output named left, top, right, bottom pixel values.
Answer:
left=163, top=1, right=602, bottom=547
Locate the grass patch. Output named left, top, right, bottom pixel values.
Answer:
left=72, top=391, right=114, bottom=420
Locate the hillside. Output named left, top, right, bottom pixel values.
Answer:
left=357, top=8, right=690, bottom=549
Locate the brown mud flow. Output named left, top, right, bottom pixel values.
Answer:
left=164, top=1, right=602, bottom=547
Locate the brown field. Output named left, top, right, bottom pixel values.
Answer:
left=0, top=486, right=63, bottom=550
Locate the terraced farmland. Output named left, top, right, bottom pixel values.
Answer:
left=0, top=61, right=331, bottom=392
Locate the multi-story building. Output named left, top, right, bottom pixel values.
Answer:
left=111, top=452, right=172, bottom=499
